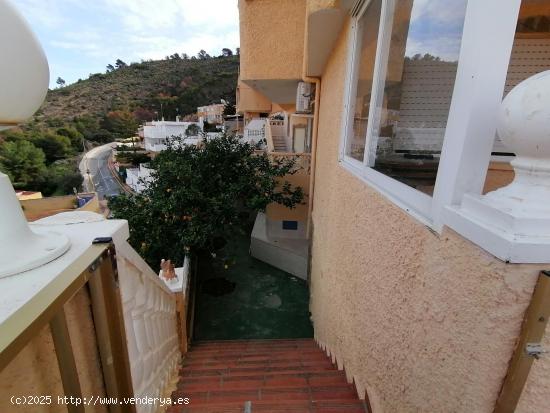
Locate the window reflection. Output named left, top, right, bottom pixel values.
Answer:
left=370, top=0, right=468, bottom=195
left=346, top=0, right=382, bottom=162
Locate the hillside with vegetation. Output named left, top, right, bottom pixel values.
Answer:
left=0, top=51, right=239, bottom=196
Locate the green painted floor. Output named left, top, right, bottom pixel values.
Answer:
left=193, top=230, right=313, bottom=341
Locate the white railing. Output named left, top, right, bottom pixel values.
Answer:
left=269, top=119, right=285, bottom=136
left=264, top=119, right=274, bottom=152
left=0, top=207, right=184, bottom=413
left=116, top=241, right=181, bottom=413
left=244, top=118, right=267, bottom=146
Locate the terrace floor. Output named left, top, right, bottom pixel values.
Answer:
left=193, top=229, right=313, bottom=340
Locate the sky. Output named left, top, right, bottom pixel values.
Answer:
left=13, top=0, right=240, bottom=88
left=406, top=0, right=468, bottom=61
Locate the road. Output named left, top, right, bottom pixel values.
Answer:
left=79, top=143, right=124, bottom=200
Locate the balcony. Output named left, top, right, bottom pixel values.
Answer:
left=235, top=78, right=272, bottom=115
left=238, top=0, right=307, bottom=104
left=304, top=0, right=354, bottom=77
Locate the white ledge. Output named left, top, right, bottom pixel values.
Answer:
left=444, top=200, right=550, bottom=263
left=0, top=212, right=129, bottom=325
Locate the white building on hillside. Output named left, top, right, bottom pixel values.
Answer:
left=125, top=163, right=152, bottom=193
left=143, top=119, right=202, bottom=152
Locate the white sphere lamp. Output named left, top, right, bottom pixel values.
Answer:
left=0, top=0, right=70, bottom=278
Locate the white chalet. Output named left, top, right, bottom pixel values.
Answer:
left=143, top=119, right=202, bottom=152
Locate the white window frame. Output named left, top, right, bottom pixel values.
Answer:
left=339, top=0, right=522, bottom=229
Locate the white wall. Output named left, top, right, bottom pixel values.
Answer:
left=143, top=121, right=202, bottom=152
left=125, top=164, right=152, bottom=193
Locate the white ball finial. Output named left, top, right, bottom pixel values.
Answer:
left=497, top=71, right=550, bottom=164
left=0, top=0, right=49, bottom=129
left=485, top=71, right=550, bottom=214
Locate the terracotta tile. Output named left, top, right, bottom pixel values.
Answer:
left=260, top=387, right=311, bottom=401
left=264, top=376, right=308, bottom=388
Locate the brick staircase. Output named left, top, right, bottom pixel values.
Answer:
left=168, top=339, right=368, bottom=412
left=272, top=135, right=287, bottom=152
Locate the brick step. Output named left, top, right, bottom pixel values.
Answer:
left=182, top=352, right=330, bottom=368
left=172, top=339, right=363, bottom=412
left=173, top=384, right=358, bottom=406
left=166, top=399, right=367, bottom=413
left=179, top=360, right=338, bottom=377
left=188, top=347, right=321, bottom=359
left=181, top=363, right=339, bottom=379
left=184, top=348, right=326, bottom=361
left=188, top=348, right=319, bottom=357
left=193, top=339, right=315, bottom=345
left=190, top=340, right=317, bottom=352
left=181, top=363, right=337, bottom=375
left=182, top=358, right=336, bottom=371
left=177, top=370, right=349, bottom=391
left=191, top=340, right=315, bottom=347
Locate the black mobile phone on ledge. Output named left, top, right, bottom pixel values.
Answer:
left=92, top=237, right=113, bottom=244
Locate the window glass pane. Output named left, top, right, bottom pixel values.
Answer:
left=346, top=0, right=382, bottom=161
left=371, top=0, right=468, bottom=196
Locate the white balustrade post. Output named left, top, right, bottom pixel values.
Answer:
left=445, top=71, right=550, bottom=263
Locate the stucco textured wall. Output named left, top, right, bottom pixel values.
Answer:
left=239, top=0, right=306, bottom=81
left=309, top=20, right=550, bottom=413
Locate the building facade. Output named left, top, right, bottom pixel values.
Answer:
left=143, top=120, right=202, bottom=152
left=197, top=102, right=225, bottom=125
left=238, top=0, right=550, bottom=412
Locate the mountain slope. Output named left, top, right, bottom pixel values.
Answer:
left=0, top=55, right=239, bottom=195
left=36, top=55, right=239, bottom=123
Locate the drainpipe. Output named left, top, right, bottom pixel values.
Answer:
left=302, top=13, right=321, bottom=240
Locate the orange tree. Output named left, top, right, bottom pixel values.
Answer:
left=109, top=134, right=304, bottom=269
